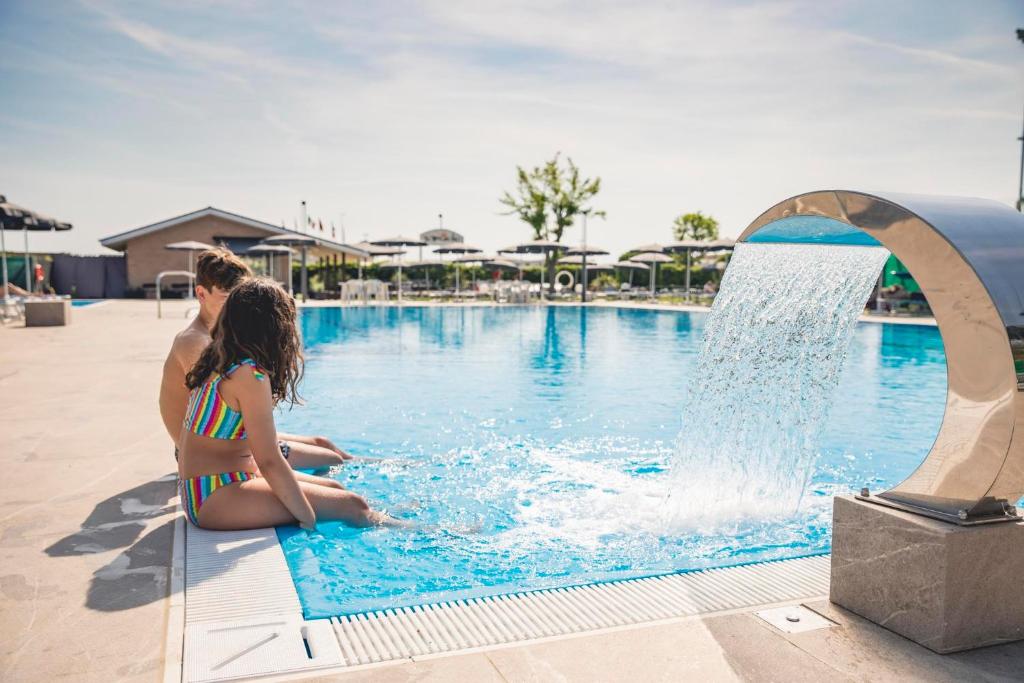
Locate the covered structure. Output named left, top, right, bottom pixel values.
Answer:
left=99, top=207, right=368, bottom=294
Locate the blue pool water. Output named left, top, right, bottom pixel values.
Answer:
left=71, top=299, right=100, bottom=307
left=276, top=306, right=947, bottom=618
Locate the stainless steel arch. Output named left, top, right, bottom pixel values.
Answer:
left=738, top=190, right=1024, bottom=524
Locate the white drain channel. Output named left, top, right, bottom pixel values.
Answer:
left=330, top=554, right=831, bottom=666
left=184, top=522, right=831, bottom=680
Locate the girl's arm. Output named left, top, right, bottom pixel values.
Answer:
left=277, top=431, right=353, bottom=459
left=232, top=368, right=317, bottom=529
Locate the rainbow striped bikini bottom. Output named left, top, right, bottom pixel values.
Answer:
left=179, top=471, right=256, bottom=526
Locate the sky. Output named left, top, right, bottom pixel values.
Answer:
left=1, top=0, right=1022, bottom=257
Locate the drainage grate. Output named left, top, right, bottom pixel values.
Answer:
left=330, top=554, right=831, bottom=666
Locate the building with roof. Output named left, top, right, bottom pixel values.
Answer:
left=99, top=207, right=368, bottom=292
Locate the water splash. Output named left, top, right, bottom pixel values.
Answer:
left=664, top=243, right=890, bottom=528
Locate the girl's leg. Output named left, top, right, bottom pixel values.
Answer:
left=196, top=479, right=395, bottom=530
left=283, top=441, right=345, bottom=470
left=291, top=470, right=345, bottom=489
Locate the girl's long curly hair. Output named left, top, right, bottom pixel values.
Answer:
left=186, top=277, right=304, bottom=406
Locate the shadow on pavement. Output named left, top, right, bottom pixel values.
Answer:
left=45, top=474, right=178, bottom=557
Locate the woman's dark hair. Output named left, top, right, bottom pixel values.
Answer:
left=186, top=278, right=303, bottom=405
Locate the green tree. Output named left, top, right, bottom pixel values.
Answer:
left=672, top=212, right=719, bottom=241
left=499, top=166, right=548, bottom=240
left=500, top=153, right=604, bottom=290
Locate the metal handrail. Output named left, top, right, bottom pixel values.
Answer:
left=156, top=270, right=195, bottom=319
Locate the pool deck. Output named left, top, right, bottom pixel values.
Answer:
left=5, top=299, right=1015, bottom=683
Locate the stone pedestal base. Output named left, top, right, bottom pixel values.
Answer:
left=830, top=495, right=1024, bottom=654
left=24, top=299, right=71, bottom=326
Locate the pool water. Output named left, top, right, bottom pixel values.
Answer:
left=276, top=306, right=947, bottom=618
left=71, top=299, right=100, bottom=307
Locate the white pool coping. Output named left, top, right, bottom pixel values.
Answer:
left=169, top=510, right=832, bottom=682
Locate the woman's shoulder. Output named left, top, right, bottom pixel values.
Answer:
left=224, top=358, right=269, bottom=382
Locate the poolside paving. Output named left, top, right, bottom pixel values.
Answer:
left=0, top=300, right=1008, bottom=683
left=1, top=300, right=189, bottom=682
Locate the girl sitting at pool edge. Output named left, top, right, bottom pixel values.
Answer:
left=177, top=277, right=400, bottom=531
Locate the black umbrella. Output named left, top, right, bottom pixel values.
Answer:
left=629, top=251, right=672, bottom=297
left=246, top=243, right=295, bottom=281
left=1, top=196, right=73, bottom=299
left=261, top=234, right=317, bottom=298
left=615, top=259, right=649, bottom=287
left=434, top=244, right=482, bottom=293
left=370, top=236, right=428, bottom=303
left=665, top=239, right=709, bottom=301
left=500, top=240, right=561, bottom=291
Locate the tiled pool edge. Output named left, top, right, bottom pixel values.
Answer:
left=181, top=523, right=831, bottom=682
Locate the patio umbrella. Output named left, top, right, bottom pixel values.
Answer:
left=262, top=234, right=318, bottom=298
left=452, top=253, right=492, bottom=289
left=665, top=239, right=709, bottom=301
left=496, top=251, right=544, bottom=282
left=353, top=241, right=406, bottom=280
left=354, top=241, right=406, bottom=257
left=452, top=253, right=493, bottom=263
left=564, top=245, right=609, bottom=256
left=370, top=236, right=427, bottom=303
left=379, top=259, right=446, bottom=268
left=564, top=244, right=609, bottom=302
left=434, top=243, right=482, bottom=256
left=165, top=240, right=214, bottom=299
left=246, top=243, right=294, bottom=281
left=557, top=255, right=613, bottom=271
left=500, top=240, right=562, bottom=293
left=0, top=201, right=34, bottom=298
left=558, top=256, right=613, bottom=292
left=434, top=244, right=482, bottom=293
left=0, top=196, right=73, bottom=299
left=630, top=243, right=665, bottom=254
left=484, top=258, right=521, bottom=272
left=614, top=259, right=649, bottom=287
left=629, top=252, right=673, bottom=297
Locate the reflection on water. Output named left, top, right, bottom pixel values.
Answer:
left=279, top=305, right=946, bottom=617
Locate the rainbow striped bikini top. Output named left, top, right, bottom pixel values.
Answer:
left=183, top=358, right=267, bottom=440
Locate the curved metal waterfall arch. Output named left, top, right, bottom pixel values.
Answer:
left=738, top=190, right=1024, bottom=524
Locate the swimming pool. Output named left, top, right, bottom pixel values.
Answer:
left=276, top=306, right=947, bottom=618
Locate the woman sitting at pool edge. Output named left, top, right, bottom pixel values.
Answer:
left=177, top=277, right=400, bottom=531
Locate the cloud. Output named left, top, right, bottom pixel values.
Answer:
left=79, top=0, right=303, bottom=81
left=2, top=0, right=1021, bottom=257
left=835, top=31, right=1016, bottom=78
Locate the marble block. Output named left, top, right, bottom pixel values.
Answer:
left=830, top=495, right=1024, bottom=654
